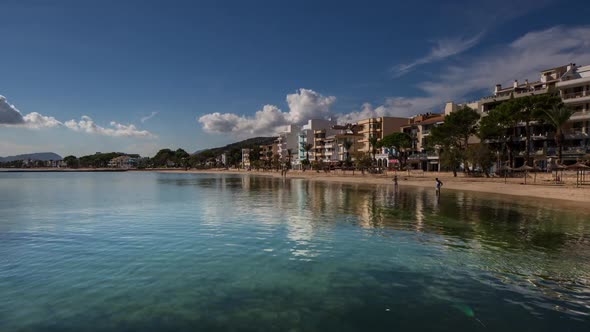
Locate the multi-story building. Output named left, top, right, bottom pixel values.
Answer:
left=312, top=126, right=341, bottom=163
left=259, top=144, right=278, bottom=162
left=356, top=117, right=409, bottom=154
left=479, top=64, right=570, bottom=113
left=401, top=113, right=445, bottom=171
left=334, top=132, right=364, bottom=162
left=558, top=64, right=590, bottom=137
left=108, top=155, right=138, bottom=169
left=276, top=124, right=300, bottom=161
left=478, top=63, right=589, bottom=165
left=295, top=119, right=336, bottom=168
left=241, top=148, right=251, bottom=168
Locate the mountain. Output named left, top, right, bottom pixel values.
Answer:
left=193, top=137, right=277, bottom=156
left=0, top=152, right=63, bottom=162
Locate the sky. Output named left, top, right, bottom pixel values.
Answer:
left=1, top=0, right=590, bottom=157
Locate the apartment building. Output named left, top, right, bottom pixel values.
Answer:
left=478, top=63, right=590, bottom=164
left=241, top=148, right=251, bottom=168
left=356, top=117, right=409, bottom=154
left=312, top=129, right=363, bottom=164
left=295, top=119, right=336, bottom=168
left=401, top=113, right=445, bottom=171
left=259, top=144, right=278, bottom=161
left=558, top=64, right=590, bottom=136
left=275, top=124, right=300, bottom=161
left=479, top=64, right=570, bottom=113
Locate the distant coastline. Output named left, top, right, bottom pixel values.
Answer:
left=0, top=168, right=128, bottom=173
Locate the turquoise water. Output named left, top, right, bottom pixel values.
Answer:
left=1, top=172, right=589, bottom=331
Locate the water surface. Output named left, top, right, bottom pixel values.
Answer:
left=1, top=172, right=589, bottom=331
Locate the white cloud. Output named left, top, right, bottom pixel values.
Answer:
left=65, top=116, right=156, bottom=138
left=198, top=89, right=336, bottom=136
left=391, top=33, right=483, bottom=77
left=337, top=97, right=438, bottom=123
left=140, top=111, right=158, bottom=123
left=352, top=25, right=590, bottom=119
left=285, top=88, right=336, bottom=124
left=0, top=95, right=61, bottom=128
left=1, top=95, right=155, bottom=138
left=22, top=112, right=62, bottom=129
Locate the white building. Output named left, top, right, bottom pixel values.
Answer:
left=276, top=124, right=300, bottom=161
left=241, top=149, right=251, bottom=168
left=557, top=63, right=590, bottom=136
left=294, top=119, right=336, bottom=168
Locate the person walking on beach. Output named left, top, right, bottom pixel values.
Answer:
left=435, top=177, right=443, bottom=195
left=393, top=174, right=398, bottom=190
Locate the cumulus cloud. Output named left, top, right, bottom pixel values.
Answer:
left=337, top=97, right=438, bottom=123
left=198, top=89, right=336, bottom=136
left=391, top=32, right=484, bottom=77
left=65, top=116, right=156, bottom=138
left=0, top=95, right=61, bottom=128
left=285, top=89, right=336, bottom=124
left=140, top=111, right=158, bottom=123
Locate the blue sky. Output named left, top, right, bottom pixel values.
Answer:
left=1, top=0, right=590, bottom=157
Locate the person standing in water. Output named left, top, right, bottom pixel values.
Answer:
left=435, top=177, right=443, bottom=194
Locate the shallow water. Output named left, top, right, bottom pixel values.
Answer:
left=0, top=172, right=589, bottom=331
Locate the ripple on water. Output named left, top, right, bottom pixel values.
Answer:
left=1, top=172, right=589, bottom=331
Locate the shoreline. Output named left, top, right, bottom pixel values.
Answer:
left=156, top=168, right=590, bottom=205
left=3, top=167, right=589, bottom=206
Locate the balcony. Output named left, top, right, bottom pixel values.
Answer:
left=481, top=87, right=549, bottom=104
left=562, top=91, right=590, bottom=104
left=565, top=131, right=589, bottom=140
left=557, top=76, right=590, bottom=89
left=570, top=111, right=590, bottom=121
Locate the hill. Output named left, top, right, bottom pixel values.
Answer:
left=193, top=137, right=277, bottom=156
left=0, top=152, right=63, bottom=162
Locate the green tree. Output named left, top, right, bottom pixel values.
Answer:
left=439, top=147, right=463, bottom=177
left=342, top=139, right=353, bottom=163
left=353, top=151, right=372, bottom=174
left=430, top=106, right=480, bottom=175
left=152, top=148, right=175, bottom=167
left=63, top=155, right=79, bottom=168
left=271, top=153, right=281, bottom=171
left=513, top=95, right=561, bottom=166
left=541, top=104, right=575, bottom=164
left=466, top=143, right=495, bottom=177
left=479, top=103, right=517, bottom=167
left=380, top=132, right=411, bottom=169
left=368, top=136, right=379, bottom=160
left=286, top=148, right=293, bottom=169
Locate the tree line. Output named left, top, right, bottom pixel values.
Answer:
left=377, top=94, right=575, bottom=177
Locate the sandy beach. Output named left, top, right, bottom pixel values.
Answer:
left=156, top=168, right=590, bottom=205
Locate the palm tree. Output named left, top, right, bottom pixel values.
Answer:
left=343, top=139, right=353, bottom=163
left=369, top=136, right=379, bottom=161
left=517, top=95, right=561, bottom=166
left=266, top=151, right=273, bottom=169
left=286, top=148, right=292, bottom=168
left=542, top=104, right=575, bottom=164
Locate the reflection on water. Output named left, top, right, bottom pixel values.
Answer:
left=0, top=172, right=589, bottom=331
